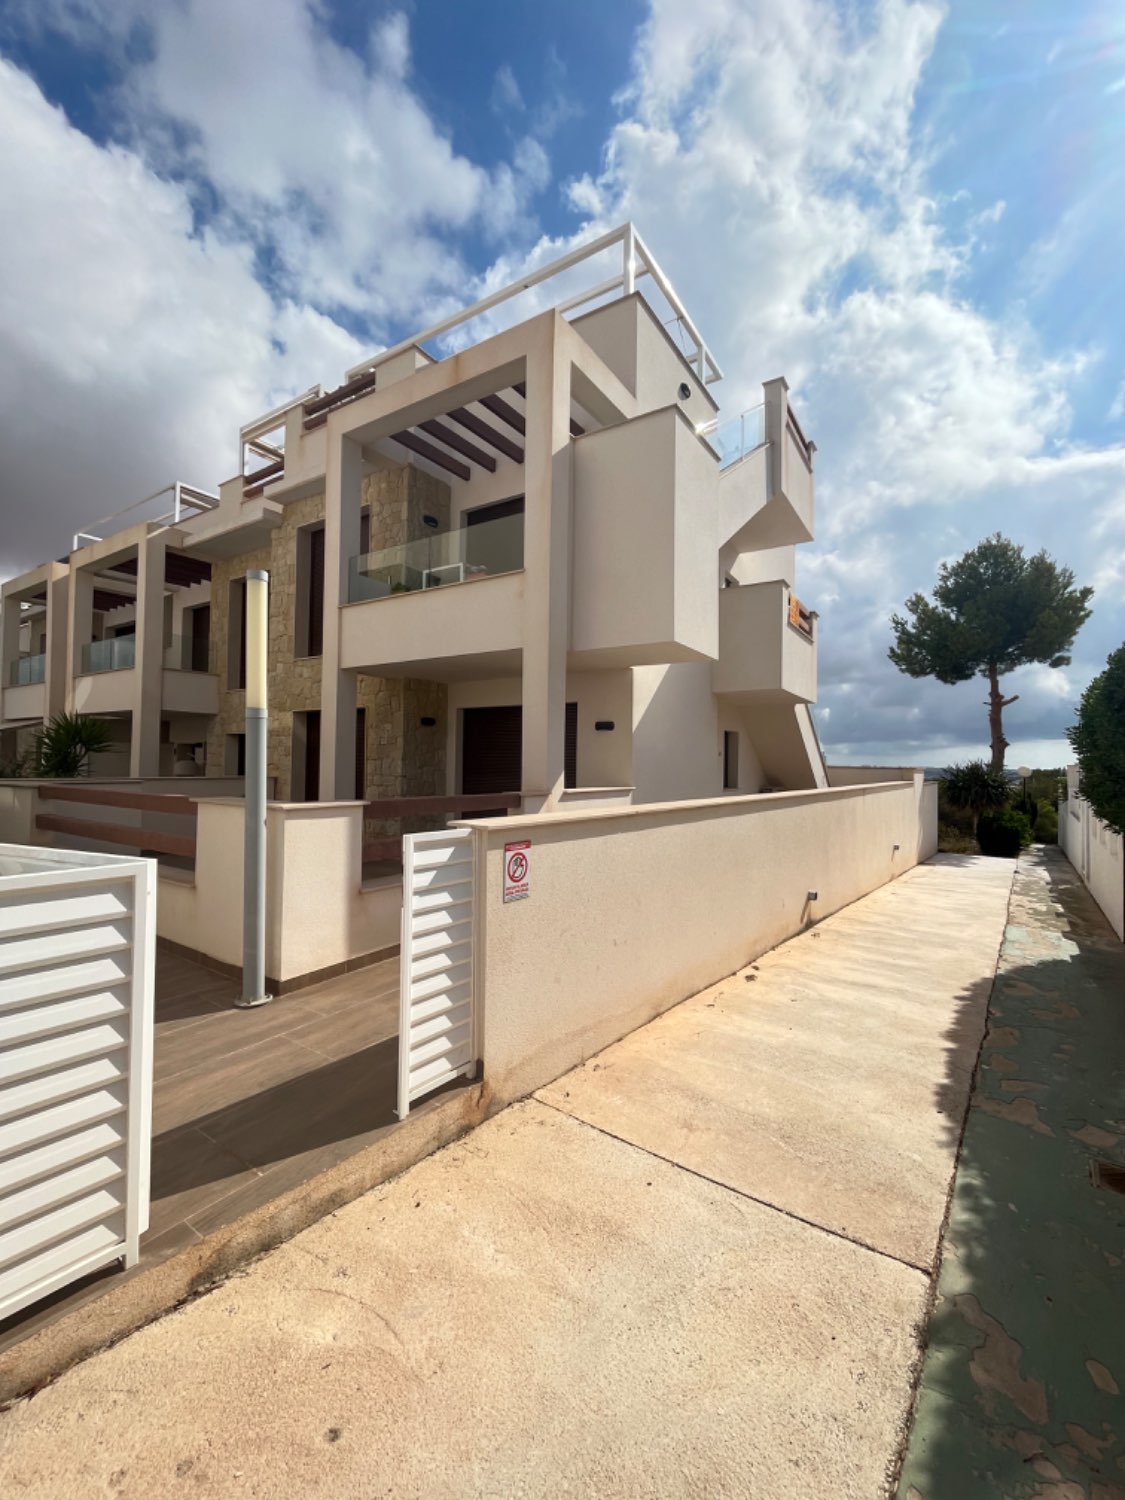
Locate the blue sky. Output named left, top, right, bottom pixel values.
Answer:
left=0, top=0, right=1122, bottom=766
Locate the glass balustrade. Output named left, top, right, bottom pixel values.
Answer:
left=164, top=633, right=212, bottom=672
left=348, top=511, right=524, bottom=603
left=80, top=635, right=136, bottom=674
left=8, top=653, right=46, bottom=686
left=704, top=403, right=766, bottom=469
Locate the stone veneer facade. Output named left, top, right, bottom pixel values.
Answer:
left=205, top=463, right=450, bottom=806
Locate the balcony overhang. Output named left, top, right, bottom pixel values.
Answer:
left=339, top=570, right=524, bottom=681
left=184, top=499, right=284, bottom=560
left=713, top=581, right=817, bottom=704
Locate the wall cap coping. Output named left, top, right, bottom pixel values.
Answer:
left=190, top=797, right=366, bottom=810
left=455, top=778, right=916, bottom=835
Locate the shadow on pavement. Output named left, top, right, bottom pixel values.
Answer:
left=897, top=847, right=1125, bottom=1498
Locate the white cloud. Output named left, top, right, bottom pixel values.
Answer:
left=0, top=56, right=364, bottom=574
left=0, top=0, right=1118, bottom=767
left=554, top=0, right=1122, bottom=760
left=492, top=64, right=525, bottom=116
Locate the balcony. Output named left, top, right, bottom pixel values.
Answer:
left=73, top=633, right=217, bottom=717
left=341, top=512, right=525, bottom=677
left=8, top=654, right=45, bottom=687
left=348, top=510, right=523, bottom=602
left=2, top=654, right=46, bottom=723
left=713, top=581, right=817, bottom=703
left=710, top=395, right=814, bottom=551
left=81, top=636, right=135, bottom=675
left=571, top=405, right=719, bottom=668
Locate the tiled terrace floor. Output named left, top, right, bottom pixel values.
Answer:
left=0, top=948, right=401, bottom=1359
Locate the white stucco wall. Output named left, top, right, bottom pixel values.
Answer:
left=1060, top=779, right=1124, bottom=941
left=467, top=775, right=936, bottom=1107
left=174, top=799, right=402, bottom=981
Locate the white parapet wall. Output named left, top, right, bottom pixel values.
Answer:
left=161, top=800, right=402, bottom=988
left=460, top=775, right=938, bottom=1109
left=1059, top=774, right=1124, bottom=942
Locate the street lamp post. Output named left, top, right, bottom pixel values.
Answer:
left=237, top=568, right=272, bottom=1009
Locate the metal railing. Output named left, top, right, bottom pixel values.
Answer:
left=349, top=511, right=524, bottom=603
left=80, top=635, right=136, bottom=674
left=700, top=404, right=766, bottom=469
left=72, top=481, right=219, bottom=552
left=8, top=654, right=45, bottom=687
left=345, top=222, right=723, bottom=387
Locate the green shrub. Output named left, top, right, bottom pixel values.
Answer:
left=977, top=807, right=1032, bottom=858
left=1068, top=645, right=1125, bottom=835
left=941, top=760, right=1010, bottom=833
left=1034, top=803, right=1058, bottom=844
left=937, top=822, right=977, bottom=854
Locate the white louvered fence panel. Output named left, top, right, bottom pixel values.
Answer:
left=397, top=829, right=477, bottom=1118
left=0, top=846, right=155, bottom=1321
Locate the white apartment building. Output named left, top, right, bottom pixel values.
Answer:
left=0, top=226, right=823, bottom=815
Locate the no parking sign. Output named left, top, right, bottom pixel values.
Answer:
left=503, top=840, right=531, bottom=903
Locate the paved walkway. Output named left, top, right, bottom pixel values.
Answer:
left=0, top=857, right=1017, bottom=1498
left=897, top=847, right=1125, bottom=1499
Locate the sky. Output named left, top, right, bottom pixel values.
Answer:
left=0, top=0, right=1122, bottom=767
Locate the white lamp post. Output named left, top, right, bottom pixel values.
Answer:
left=237, top=568, right=271, bottom=1008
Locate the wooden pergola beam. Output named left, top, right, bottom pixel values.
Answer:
left=390, top=430, right=471, bottom=481
left=418, top=419, right=497, bottom=473
left=446, top=407, right=524, bottom=464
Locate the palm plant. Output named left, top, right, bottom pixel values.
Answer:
left=33, top=713, right=113, bottom=778
left=941, top=760, right=1010, bottom=835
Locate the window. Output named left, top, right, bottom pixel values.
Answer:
left=355, top=708, right=367, bottom=800
left=225, top=733, right=246, bottom=776
left=228, top=578, right=247, bottom=688
left=291, top=710, right=321, bottom=801
left=464, top=495, right=524, bottom=576
left=723, top=730, right=739, bottom=790
left=189, top=603, right=211, bottom=672
left=295, top=523, right=325, bottom=658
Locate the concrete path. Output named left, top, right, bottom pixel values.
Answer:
left=897, top=848, right=1125, bottom=1499
left=0, top=856, right=1014, bottom=1499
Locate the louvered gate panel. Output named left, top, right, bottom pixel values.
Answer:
left=398, top=828, right=476, bottom=1118
left=0, top=848, right=155, bottom=1320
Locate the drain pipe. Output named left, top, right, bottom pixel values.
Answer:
left=237, top=568, right=272, bottom=1008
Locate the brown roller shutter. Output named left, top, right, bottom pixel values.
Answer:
left=461, top=706, right=522, bottom=796
left=461, top=702, right=577, bottom=796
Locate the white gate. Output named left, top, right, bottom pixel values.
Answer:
left=397, top=828, right=477, bottom=1118
left=0, top=845, right=155, bottom=1321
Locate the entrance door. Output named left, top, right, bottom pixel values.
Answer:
left=461, top=703, right=577, bottom=805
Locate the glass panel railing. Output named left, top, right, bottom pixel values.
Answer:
left=164, top=633, right=212, bottom=672
left=704, top=403, right=766, bottom=469
left=348, top=511, right=524, bottom=603
left=80, top=635, right=136, bottom=674
left=8, top=653, right=46, bottom=687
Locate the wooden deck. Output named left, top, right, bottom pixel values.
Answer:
left=0, top=947, right=401, bottom=1355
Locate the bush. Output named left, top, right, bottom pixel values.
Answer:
left=977, top=807, right=1032, bottom=858
left=937, top=822, right=977, bottom=854
left=941, top=760, right=1011, bottom=833
left=1068, top=645, right=1125, bottom=835
left=1034, top=803, right=1058, bottom=844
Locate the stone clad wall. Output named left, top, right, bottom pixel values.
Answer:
left=205, top=464, right=450, bottom=805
